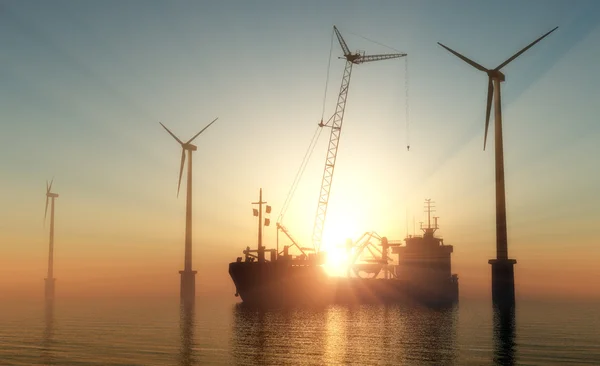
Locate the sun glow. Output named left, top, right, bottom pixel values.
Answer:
left=323, top=246, right=349, bottom=277
left=319, top=210, right=363, bottom=277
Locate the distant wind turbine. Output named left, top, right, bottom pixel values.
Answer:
left=44, top=179, right=59, bottom=300
left=160, top=117, right=219, bottom=302
left=438, top=26, right=558, bottom=307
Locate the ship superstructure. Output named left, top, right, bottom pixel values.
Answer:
left=392, top=200, right=458, bottom=295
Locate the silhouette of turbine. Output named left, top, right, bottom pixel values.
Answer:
left=438, top=26, right=558, bottom=307
left=44, top=179, right=59, bottom=300
left=160, top=117, right=219, bottom=302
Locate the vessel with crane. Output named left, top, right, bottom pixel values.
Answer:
left=228, top=26, right=458, bottom=307
left=228, top=192, right=458, bottom=306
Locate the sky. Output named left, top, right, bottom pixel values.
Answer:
left=0, top=0, right=599, bottom=301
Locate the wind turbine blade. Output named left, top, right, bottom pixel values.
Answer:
left=494, top=26, right=558, bottom=71
left=46, top=180, right=49, bottom=194
left=48, top=178, right=53, bottom=193
left=437, top=42, right=488, bottom=72
left=484, top=78, right=493, bottom=151
left=177, top=149, right=185, bottom=197
left=159, top=122, right=184, bottom=145
left=44, top=196, right=49, bottom=223
left=186, top=117, right=219, bottom=144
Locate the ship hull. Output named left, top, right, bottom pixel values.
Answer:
left=229, top=261, right=458, bottom=307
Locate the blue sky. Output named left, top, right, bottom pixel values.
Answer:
left=0, top=0, right=599, bottom=298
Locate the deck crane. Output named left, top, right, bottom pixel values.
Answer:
left=312, top=26, right=406, bottom=253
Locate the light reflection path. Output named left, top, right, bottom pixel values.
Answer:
left=492, top=304, right=516, bottom=366
left=179, top=300, right=195, bottom=366
left=232, top=303, right=458, bottom=365
left=41, top=298, right=55, bottom=365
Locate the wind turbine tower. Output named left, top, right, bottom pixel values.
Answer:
left=160, top=117, right=219, bottom=302
left=438, top=27, right=558, bottom=307
left=44, top=179, right=58, bottom=300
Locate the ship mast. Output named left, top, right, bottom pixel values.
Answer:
left=252, top=188, right=271, bottom=262
left=421, top=199, right=438, bottom=237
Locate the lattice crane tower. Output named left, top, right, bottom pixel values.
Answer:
left=312, top=26, right=406, bottom=253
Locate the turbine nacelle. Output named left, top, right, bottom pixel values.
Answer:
left=160, top=117, right=219, bottom=196
left=487, top=70, right=505, bottom=82
left=182, top=143, right=197, bottom=151
left=44, top=179, right=58, bottom=223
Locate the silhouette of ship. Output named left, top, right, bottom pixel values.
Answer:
left=229, top=192, right=459, bottom=307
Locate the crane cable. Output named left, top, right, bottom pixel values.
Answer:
left=347, top=30, right=404, bottom=53
left=347, top=30, right=409, bottom=150
left=349, top=30, right=412, bottom=231
left=405, top=55, right=410, bottom=151
left=403, top=55, right=412, bottom=238
left=347, top=30, right=413, bottom=231
left=277, top=126, right=323, bottom=224
left=278, top=27, right=335, bottom=225
left=320, top=27, right=335, bottom=123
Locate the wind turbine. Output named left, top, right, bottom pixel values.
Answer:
left=44, top=179, right=59, bottom=300
left=438, top=26, right=558, bottom=307
left=160, top=117, right=219, bottom=302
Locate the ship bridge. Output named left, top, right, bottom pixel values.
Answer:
left=392, top=201, right=455, bottom=285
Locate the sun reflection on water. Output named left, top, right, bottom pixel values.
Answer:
left=232, top=302, right=458, bottom=365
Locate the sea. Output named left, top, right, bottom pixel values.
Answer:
left=0, top=296, right=599, bottom=365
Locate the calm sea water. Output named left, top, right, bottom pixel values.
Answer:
left=0, top=296, right=598, bottom=365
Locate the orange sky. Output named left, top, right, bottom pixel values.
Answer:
left=2, top=198, right=599, bottom=302
left=1, top=2, right=599, bottom=303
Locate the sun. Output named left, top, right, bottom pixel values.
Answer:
left=323, top=246, right=349, bottom=277
left=319, top=214, right=359, bottom=277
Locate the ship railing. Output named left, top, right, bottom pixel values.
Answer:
left=241, top=247, right=278, bottom=262
left=388, top=240, right=403, bottom=244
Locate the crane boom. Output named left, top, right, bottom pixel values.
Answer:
left=311, top=26, right=406, bottom=253
left=358, top=53, right=407, bottom=64
left=333, top=25, right=351, bottom=57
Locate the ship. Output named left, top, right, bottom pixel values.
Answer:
left=228, top=191, right=459, bottom=307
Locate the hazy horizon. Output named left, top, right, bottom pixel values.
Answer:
left=1, top=0, right=599, bottom=303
